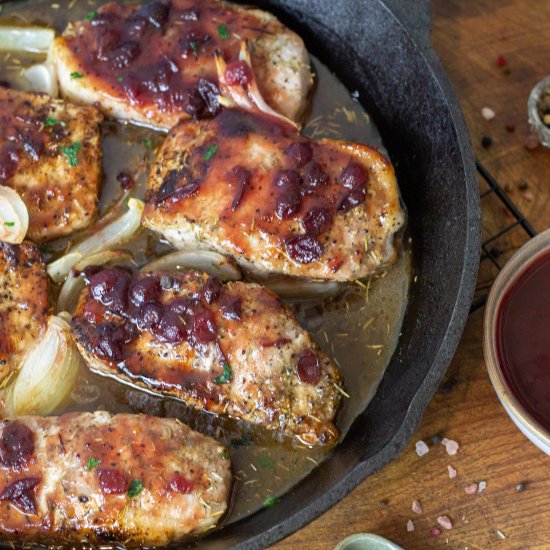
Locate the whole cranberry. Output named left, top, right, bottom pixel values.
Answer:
left=285, top=142, right=313, bottom=168
left=129, top=276, right=161, bottom=307
left=296, top=350, right=321, bottom=385
left=285, top=235, right=323, bottom=264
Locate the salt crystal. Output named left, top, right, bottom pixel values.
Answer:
left=430, top=527, right=441, bottom=537
left=407, top=519, right=414, bottom=532
left=441, top=437, right=459, bottom=455
left=415, top=440, right=429, bottom=457
left=481, top=107, right=495, bottom=120
left=447, top=464, right=457, bottom=478
left=464, top=483, right=478, bottom=495
left=412, top=500, right=423, bottom=514
left=478, top=481, right=487, bottom=492
left=437, top=515, right=453, bottom=530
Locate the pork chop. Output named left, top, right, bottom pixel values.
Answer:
left=50, top=0, right=312, bottom=129
left=0, top=86, right=103, bottom=242
left=0, top=242, right=48, bottom=384
left=71, top=268, right=342, bottom=446
left=142, top=107, right=405, bottom=281
left=0, top=412, right=231, bottom=545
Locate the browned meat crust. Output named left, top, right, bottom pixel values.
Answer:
left=71, top=269, right=342, bottom=446
left=51, top=0, right=312, bottom=128
left=142, top=108, right=405, bottom=281
left=0, top=242, right=48, bottom=383
left=0, top=412, right=231, bottom=545
left=0, top=87, right=103, bottom=242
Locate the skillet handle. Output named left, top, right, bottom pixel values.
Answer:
left=381, top=0, right=432, bottom=48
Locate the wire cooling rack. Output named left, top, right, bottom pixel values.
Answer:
left=471, top=160, right=537, bottom=311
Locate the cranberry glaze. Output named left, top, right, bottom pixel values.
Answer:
left=148, top=108, right=370, bottom=266
left=64, top=0, right=285, bottom=119
left=497, top=250, right=550, bottom=431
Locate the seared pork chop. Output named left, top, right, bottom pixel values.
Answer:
left=0, top=87, right=103, bottom=242
left=50, top=0, right=312, bottom=129
left=0, top=412, right=231, bottom=545
left=142, top=108, right=405, bottom=281
left=0, top=242, right=48, bottom=383
left=71, top=268, right=342, bottom=446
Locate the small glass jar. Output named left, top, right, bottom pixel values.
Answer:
left=528, top=75, right=550, bottom=148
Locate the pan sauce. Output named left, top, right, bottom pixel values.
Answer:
left=0, top=0, right=410, bottom=541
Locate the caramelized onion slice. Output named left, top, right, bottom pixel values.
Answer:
left=57, top=250, right=134, bottom=314
left=20, top=62, right=58, bottom=96
left=0, top=26, right=55, bottom=54
left=215, top=41, right=299, bottom=130
left=0, top=186, right=29, bottom=244
left=47, top=198, right=144, bottom=283
left=140, top=250, right=242, bottom=281
left=6, top=315, right=81, bottom=416
left=264, top=276, right=341, bottom=302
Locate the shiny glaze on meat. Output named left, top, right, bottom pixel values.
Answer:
left=0, top=242, right=48, bottom=383
left=0, top=87, right=103, bottom=242
left=71, top=269, right=342, bottom=446
left=143, top=108, right=405, bottom=281
left=0, top=412, right=231, bottom=545
left=50, top=0, right=312, bottom=129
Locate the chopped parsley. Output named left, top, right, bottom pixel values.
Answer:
left=143, top=138, right=154, bottom=149
left=217, top=24, right=230, bottom=40
left=44, top=116, right=66, bottom=127
left=87, top=457, right=100, bottom=471
left=263, top=496, right=280, bottom=508
left=214, top=362, right=231, bottom=384
left=86, top=10, right=97, bottom=21
left=3, top=222, right=14, bottom=228
left=116, top=76, right=124, bottom=83
left=60, top=141, right=81, bottom=167
left=127, top=478, right=143, bottom=498
left=190, top=40, right=199, bottom=54
left=221, top=449, right=230, bottom=460
left=70, top=72, right=84, bottom=79
left=203, top=143, right=218, bottom=162
left=230, top=435, right=252, bottom=449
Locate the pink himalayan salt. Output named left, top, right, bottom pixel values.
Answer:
left=407, top=519, right=414, bottom=532
left=437, top=515, right=453, bottom=530
left=465, top=483, right=478, bottom=495
left=447, top=464, right=457, bottom=478
left=412, top=500, right=423, bottom=514
left=441, top=437, right=459, bottom=455
left=415, top=440, right=429, bottom=457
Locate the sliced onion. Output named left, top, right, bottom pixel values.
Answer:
left=215, top=41, right=299, bottom=130
left=264, top=276, right=341, bottom=302
left=6, top=315, right=81, bottom=416
left=0, top=185, right=29, bottom=244
left=57, top=250, right=134, bottom=314
left=20, top=62, right=58, bottom=96
left=140, top=250, right=242, bottom=281
left=0, top=26, right=55, bottom=54
left=47, top=198, right=144, bottom=283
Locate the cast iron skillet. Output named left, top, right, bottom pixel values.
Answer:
left=1, top=0, right=479, bottom=547
left=194, top=0, right=480, bottom=548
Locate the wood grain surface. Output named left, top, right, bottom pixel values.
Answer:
left=273, top=1, right=550, bottom=548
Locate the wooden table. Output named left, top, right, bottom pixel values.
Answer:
left=274, top=1, right=550, bottom=548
